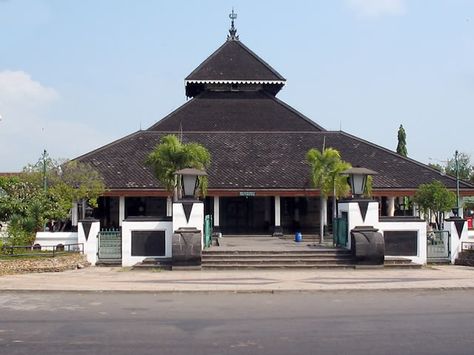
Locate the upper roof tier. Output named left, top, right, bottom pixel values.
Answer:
left=185, top=39, right=286, bottom=97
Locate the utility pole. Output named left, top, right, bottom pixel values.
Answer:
left=455, top=150, right=460, bottom=216
left=42, top=149, right=48, bottom=193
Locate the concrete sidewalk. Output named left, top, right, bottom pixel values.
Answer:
left=1, top=265, right=474, bottom=293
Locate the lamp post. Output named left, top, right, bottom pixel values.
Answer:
left=172, top=168, right=208, bottom=269
left=342, top=167, right=378, bottom=199
left=340, top=167, right=384, bottom=265
left=42, top=149, right=48, bottom=193
left=455, top=150, right=460, bottom=217
left=175, top=168, right=207, bottom=200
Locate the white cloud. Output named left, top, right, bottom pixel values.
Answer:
left=0, top=70, right=58, bottom=106
left=0, top=70, right=106, bottom=171
left=347, top=0, right=406, bottom=17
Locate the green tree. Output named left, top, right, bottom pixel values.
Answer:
left=428, top=163, right=444, bottom=173
left=413, top=180, right=456, bottom=228
left=396, top=124, right=407, bottom=157
left=306, top=147, right=350, bottom=242
left=0, top=157, right=104, bottom=245
left=146, top=135, right=211, bottom=199
left=445, top=152, right=473, bottom=182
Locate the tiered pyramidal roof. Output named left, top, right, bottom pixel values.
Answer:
left=76, top=12, right=474, bottom=194
left=149, top=15, right=323, bottom=133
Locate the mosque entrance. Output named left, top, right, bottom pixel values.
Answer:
left=220, top=196, right=274, bottom=235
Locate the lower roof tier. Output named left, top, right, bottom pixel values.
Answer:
left=75, top=131, right=473, bottom=192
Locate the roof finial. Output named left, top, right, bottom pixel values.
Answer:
left=227, top=8, right=239, bottom=40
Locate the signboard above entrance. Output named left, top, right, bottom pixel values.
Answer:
left=239, top=191, right=256, bottom=197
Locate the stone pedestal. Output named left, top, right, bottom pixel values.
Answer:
left=172, top=227, right=202, bottom=268
left=350, top=226, right=385, bottom=265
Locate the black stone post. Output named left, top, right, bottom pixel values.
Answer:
left=350, top=225, right=385, bottom=266
left=172, top=227, right=202, bottom=269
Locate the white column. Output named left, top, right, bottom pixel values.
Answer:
left=166, top=196, right=172, bottom=217
left=71, top=202, right=78, bottom=226
left=119, top=196, right=125, bottom=226
left=275, top=196, right=281, bottom=226
left=322, top=196, right=328, bottom=226
left=213, top=196, right=220, bottom=227
left=387, top=197, right=395, bottom=217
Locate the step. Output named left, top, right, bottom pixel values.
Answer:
left=132, top=258, right=172, bottom=270
left=202, top=263, right=357, bottom=270
left=202, top=258, right=355, bottom=264
left=203, top=250, right=351, bottom=256
left=202, top=252, right=352, bottom=258
left=383, top=263, right=423, bottom=269
left=202, top=259, right=354, bottom=263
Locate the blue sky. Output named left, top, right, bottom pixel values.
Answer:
left=0, top=0, right=473, bottom=170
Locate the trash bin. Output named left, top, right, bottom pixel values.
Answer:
left=294, top=232, right=302, bottom=242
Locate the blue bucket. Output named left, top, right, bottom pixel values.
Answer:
left=295, top=232, right=302, bottom=242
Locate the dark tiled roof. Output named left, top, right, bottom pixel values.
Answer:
left=75, top=131, right=474, bottom=191
left=185, top=40, right=286, bottom=82
left=147, top=91, right=324, bottom=132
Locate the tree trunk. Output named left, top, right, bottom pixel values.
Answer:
left=320, top=195, right=324, bottom=243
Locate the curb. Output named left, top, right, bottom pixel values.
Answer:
left=2, top=286, right=474, bottom=294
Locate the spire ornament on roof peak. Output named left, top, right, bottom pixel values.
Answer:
left=227, top=8, right=239, bottom=41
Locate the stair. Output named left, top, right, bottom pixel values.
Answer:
left=132, top=258, right=172, bottom=270
left=384, top=258, right=423, bottom=269
left=202, top=249, right=356, bottom=269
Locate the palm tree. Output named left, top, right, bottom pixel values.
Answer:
left=306, top=147, right=350, bottom=243
left=328, top=160, right=351, bottom=229
left=146, top=135, right=211, bottom=200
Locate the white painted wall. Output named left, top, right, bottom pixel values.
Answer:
left=78, top=221, right=100, bottom=265
left=377, top=220, right=427, bottom=265
left=35, top=232, right=79, bottom=249
left=121, top=220, right=173, bottom=267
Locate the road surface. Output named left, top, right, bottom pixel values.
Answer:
left=1, top=290, right=473, bottom=354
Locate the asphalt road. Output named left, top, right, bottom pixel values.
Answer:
left=1, top=290, right=473, bottom=355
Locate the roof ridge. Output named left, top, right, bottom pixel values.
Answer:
left=185, top=41, right=228, bottom=81
left=140, top=130, right=333, bottom=135
left=338, top=131, right=474, bottom=189
left=147, top=96, right=197, bottom=131
left=72, top=130, right=143, bottom=162
left=235, top=40, right=286, bottom=81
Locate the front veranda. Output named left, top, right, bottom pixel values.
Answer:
left=93, top=195, right=414, bottom=236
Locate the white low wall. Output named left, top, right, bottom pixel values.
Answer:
left=122, top=220, right=173, bottom=267
left=338, top=200, right=427, bottom=265
left=35, top=232, right=79, bottom=249
left=377, top=218, right=427, bottom=265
